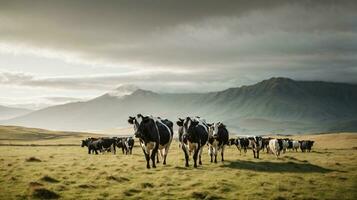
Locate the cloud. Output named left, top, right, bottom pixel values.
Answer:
left=0, top=0, right=356, bottom=102
left=0, top=0, right=356, bottom=72
left=0, top=70, right=255, bottom=93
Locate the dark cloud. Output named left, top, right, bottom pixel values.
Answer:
left=0, top=0, right=356, bottom=90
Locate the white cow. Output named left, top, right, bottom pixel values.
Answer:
left=292, top=140, right=300, bottom=152
left=269, top=139, right=281, bottom=158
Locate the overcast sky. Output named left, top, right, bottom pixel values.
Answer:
left=0, top=0, right=356, bottom=109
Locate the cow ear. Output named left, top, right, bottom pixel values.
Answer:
left=142, top=116, right=150, bottom=123
left=176, top=120, right=183, bottom=126
left=128, top=116, right=134, bottom=124
left=178, top=118, right=184, bottom=121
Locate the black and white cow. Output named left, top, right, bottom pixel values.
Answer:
left=81, top=138, right=101, bottom=154
left=248, top=136, right=263, bottom=159
left=207, top=122, right=229, bottom=163
left=115, top=137, right=126, bottom=154
left=235, top=137, right=250, bottom=155
left=228, top=138, right=236, bottom=146
left=128, top=114, right=173, bottom=169
left=99, top=137, right=117, bottom=154
left=156, top=118, right=174, bottom=163
left=177, top=117, right=208, bottom=168
left=81, top=137, right=116, bottom=154
left=299, top=140, right=314, bottom=152
left=262, top=137, right=272, bottom=153
left=124, top=137, right=135, bottom=155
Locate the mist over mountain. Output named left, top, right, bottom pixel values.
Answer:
left=2, top=77, right=357, bottom=134
left=0, top=105, right=33, bottom=120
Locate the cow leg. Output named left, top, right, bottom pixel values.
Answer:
left=151, top=145, right=158, bottom=168
left=199, top=146, right=203, bottom=165
left=182, top=145, right=189, bottom=167
left=122, top=146, right=125, bottom=154
left=193, top=147, right=199, bottom=168
left=156, top=150, right=160, bottom=163
left=145, top=153, right=150, bottom=169
left=253, top=150, right=256, bottom=158
left=221, top=145, right=225, bottom=161
left=214, top=146, right=217, bottom=163
left=88, top=147, right=91, bottom=154
left=257, top=150, right=259, bottom=159
left=94, top=148, right=98, bottom=155
left=113, top=145, right=116, bottom=155
left=209, top=146, right=213, bottom=162
left=193, top=152, right=198, bottom=168
left=163, top=145, right=170, bottom=165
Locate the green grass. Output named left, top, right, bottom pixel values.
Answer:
left=0, top=127, right=356, bottom=199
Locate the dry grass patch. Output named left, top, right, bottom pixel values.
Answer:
left=40, top=175, right=59, bottom=183
left=30, top=188, right=60, bottom=199
left=25, top=157, right=42, bottom=162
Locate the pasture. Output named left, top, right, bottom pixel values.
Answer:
left=0, top=128, right=356, bottom=200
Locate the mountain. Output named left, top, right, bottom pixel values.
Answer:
left=2, top=77, right=357, bottom=134
left=0, top=105, right=33, bottom=120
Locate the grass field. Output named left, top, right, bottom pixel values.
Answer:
left=0, top=126, right=356, bottom=200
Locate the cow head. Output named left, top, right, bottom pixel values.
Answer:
left=81, top=139, right=88, bottom=147
left=206, top=123, right=214, bottom=137
left=182, top=117, right=199, bottom=139
left=130, top=114, right=157, bottom=140
left=214, top=122, right=226, bottom=138
left=128, top=115, right=144, bottom=138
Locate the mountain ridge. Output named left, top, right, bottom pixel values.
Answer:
left=2, top=77, right=357, bottom=134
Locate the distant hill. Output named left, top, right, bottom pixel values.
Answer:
left=0, top=105, right=32, bottom=120
left=2, top=77, right=357, bottom=134
left=0, top=125, right=99, bottom=143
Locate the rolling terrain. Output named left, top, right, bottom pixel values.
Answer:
left=2, top=77, right=357, bottom=134
left=0, top=127, right=356, bottom=200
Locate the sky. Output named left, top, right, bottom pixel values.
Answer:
left=0, top=0, right=356, bottom=109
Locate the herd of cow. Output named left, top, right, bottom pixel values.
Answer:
left=81, top=114, right=315, bottom=169
left=81, top=136, right=134, bottom=155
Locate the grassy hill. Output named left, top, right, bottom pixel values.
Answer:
left=0, top=125, right=100, bottom=145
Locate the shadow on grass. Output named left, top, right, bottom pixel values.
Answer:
left=221, top=160, right=333, bottom=173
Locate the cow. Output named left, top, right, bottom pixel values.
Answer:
left=269, top=139, right=281, bottom=158
left=207, top=122, right=229, bottom=163
left=228, top=138, right=236, bottom=146
left=98, top=137, right=117, bottom=154
left=286, top=139, right=293, bottom=151
left=248, top=136, right=263, bottom=159
left=292, top=140, right=300, bottom=152
left=262, top=137, right=272, bottom=152
left=128, top=114, right=173, bottom=169
left=124, top=137, right=135, bottom=155
left=234, top=137, right=250, bottom=155
left=81, top=138, right=102, bottom=154
left=156, top=118, right=174, bottom=163
left=177, top=117, right=208, bottom=168
left=281, top=139, right=289, bottom=154
left=300, top=140, right=314, bottom=152
left=115, top=137, right=126, bottom=154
